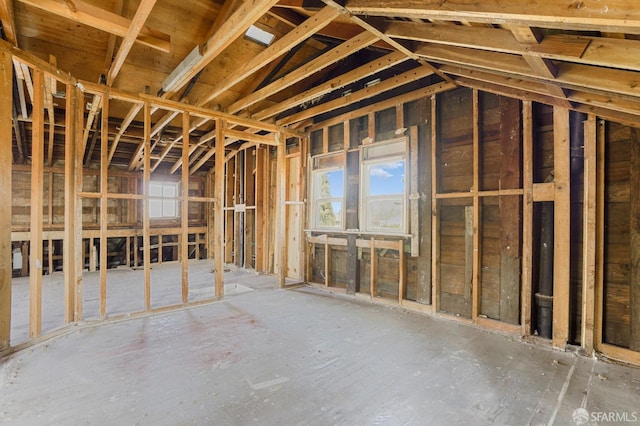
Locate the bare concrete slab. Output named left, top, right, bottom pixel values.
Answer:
left=1, top=271, right=639, bottom=426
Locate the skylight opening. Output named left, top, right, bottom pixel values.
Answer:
left=245, top=25, right=275, bottom=46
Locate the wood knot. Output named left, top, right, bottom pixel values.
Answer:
left=568, top=0, right=584, bottom=10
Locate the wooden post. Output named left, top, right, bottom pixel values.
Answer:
left=594, top=119, right=606, bottom=351
left=346, top=234, right=358, bottom=294
left=431, top=94, right=440, bottom=312
left=324, top=237, right=330, bottom=288
left=553, top=106, right=571, bottom=348
left=143, top=102, right=151, bottom=310
left=581, top=115, right=597, bottom=353
left=499, top=96, right=522, bottom=325
left=63, top=82, right=77, bottom=323
left=214, top=119, right=225, bottom=297
left=630, top=128, right=640, bottom=351
left=409, top=126, right=420, bottom=257
left=471, top=90, right=480, bottom=320
left=275, top=132, right=288, bottom=287
left=370, top=237, right=376, bottom=298
left=398, top=239, right=405, bottom=304
left=255, top=147, right=265, bottom=272
left=30, top=69, right=45, bottom=338
left=181, top=112, right=190, bottom=303
left=0, top=49, right=13, bottom=349
left=99, top=93, right=109, bottom=318
left=521, top=101, right=534, bottom=335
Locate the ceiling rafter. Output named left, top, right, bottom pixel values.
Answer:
left=198, top=5, right=342, bottom=108
left=342, top=0, right=640, bottom=34
left=507, top=26, right=573, bottom=108
left=414, top=43, right=640, bottom=102
left=17, top=0, right=170, bottom=52
left=106, top=0, right=159, bottom=87
left=0, top=0, right=17, bottom=45
left=320, top=0, right=456, bottom=86
left=254, top=50, right=409, bottom=121
left=278, top=64, right=434, bottom=125
left=160, top=0, right=281, bottom=99
left=227, top=30, right=380, bottom=114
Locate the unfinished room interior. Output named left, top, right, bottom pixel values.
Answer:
left=1, top=0, right=640, bottom=424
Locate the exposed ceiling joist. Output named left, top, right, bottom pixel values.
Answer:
left=17, top=0, right=171, bottom=52
left=278, top=64, right=434, bottom=125
left=0, top=0, right=17, bottom=45
left=253, top=50, right=410, bottom=121
left=227, top=30, right=380, bottom=114
left=160, top=0, right=282, bottom=99
left=106, top=0, right=159, bottom=87
left=198, top=5, right=342, bottom=107
left=342, top=0, right=640, bottom=34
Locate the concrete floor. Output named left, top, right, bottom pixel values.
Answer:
left=1, top=269, right=640, bottom=425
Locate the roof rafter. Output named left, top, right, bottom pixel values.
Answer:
left=227, top=30, right=380, bottom=114
left=17, top=0, right=170, bottom=52
left=342, top=0, right=640, bottom=34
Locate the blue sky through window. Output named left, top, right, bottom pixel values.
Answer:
left=368, top=160, right=405, bottom=196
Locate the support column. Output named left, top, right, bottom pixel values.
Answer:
left=214, top=119, right=225, bottom=297
left=0, top=49, right=13, bottom=349
left=99, top=94, right=109, bottom=318
left=29, top=69, right=44, bottom=338
left=275, top=132, right=287, bottom=287
left=521, top=101, right=534, bottom=335
left=63, top=82, right=78, bottom=323
left=553, top=106, right=571, bottom=348
left=181, top=112, right=189, bottom=303
left=581, top=115, right=597, bottom=353
left=143, top=102, right=151, bottom=310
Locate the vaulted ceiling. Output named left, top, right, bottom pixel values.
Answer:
left=2, top=0, right=639, bottom=172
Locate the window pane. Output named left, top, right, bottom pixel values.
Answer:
left=316, top=169, right=343, bottom=198
left=317, top=201, right=342, bottom=228
left=163, top=200, right=176, bottom=217
left=368, top=160, right=405, bottom=196
left=149, top=199, right=163, bottom=218
left=163, top=184, right=176, bottom=197
left=368, top=199, right=403, bottom=230
left=149, top=183, right=162, bottom=196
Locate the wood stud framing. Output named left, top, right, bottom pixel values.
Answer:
left=0, top=49, right=12, bottom=349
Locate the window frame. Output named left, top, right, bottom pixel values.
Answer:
left=310, top=153, right=346, bottom=231
left=360, top=137, right=409, bottom=235
left=148, top=180, right=180, bottom=220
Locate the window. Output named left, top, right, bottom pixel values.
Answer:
left=361, top=138, right=408, bottom=234
left=311, top=154, right=344, bottom=230
left=245, top=25, right=275, bottom=46
left=149, top=181, right=179, bottom=219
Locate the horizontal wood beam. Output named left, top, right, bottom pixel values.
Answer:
left=224, top=129, right=277, bottom=145
left=343, top=0, right=640, bottom=34
left=227, top=30, right=380, bottom=114
left=278, top=64, right=434, bottom=125
left=17, top=0, right=171, bottom=52
left=253, top=50, right=409, bottom=121
left=198, top=5, right=342, bottom=107
left=161, top=0, right=280, bottom=99
left=106, top=0, right=158, bottom=86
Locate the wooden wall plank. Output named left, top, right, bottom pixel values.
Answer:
left=499, top=96, right=521, bottom=325
left=630, top=127, right=640, bottom=351
left=255, top=147, right=265, bottom=272
left=0, top=49, right=12, bottom=349
left=29, top=69, right=44, bottom=338
left=410, top=125, right=420, bottom=256
left=553, top=106, right=571, bottom=348
left=472, top=90, right=480, bottom=320
left=594, top=119, right=606, bottom=351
